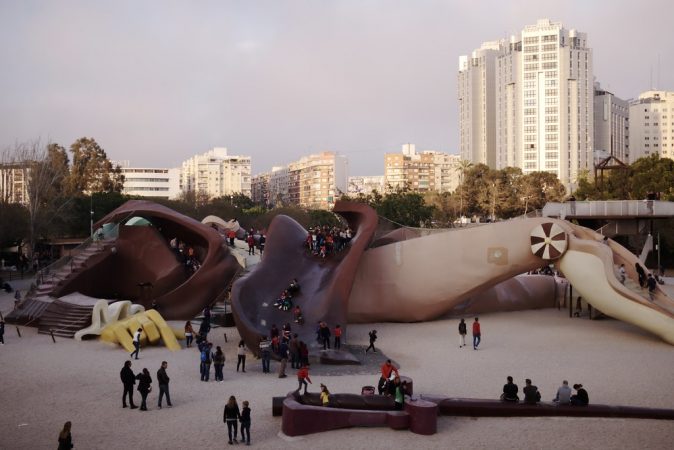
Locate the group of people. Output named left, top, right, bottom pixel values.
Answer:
left=119, top=360, right=172, bottom=411
left=169, top=237, right=201, bottom=275
left=272, top=278, right=300, bottom=312
left=316, top=321, right=342, bottom=350
left=305, top=225, right=353, bottom=258
left=245, top=228, right=265, bottom=256
left=223, top=395, right=252, bottom=445
left=260, top=323, right=310, bottom=377
left=500, top=376, right=589, bottom=406
left=458, top=317, right=481, bottom=350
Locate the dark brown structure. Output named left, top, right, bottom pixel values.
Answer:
left=231, top=201, right=378, bottom=356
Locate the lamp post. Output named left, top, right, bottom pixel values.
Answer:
left=90, top=194, right=94, bottom=238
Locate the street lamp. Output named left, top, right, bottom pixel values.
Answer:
left=90, top=194, right=94, bottom=238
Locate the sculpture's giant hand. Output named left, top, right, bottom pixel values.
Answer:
left=101, top=309, right=185, bottom=352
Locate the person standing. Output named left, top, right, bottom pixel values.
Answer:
left=458, top=318, right=467, bottom=348
left=224, top=395, right=241, bottom=445
left=365, top=330, right=377, bottom=353
left=259, top=337, right=271, bottom=373
left=120, top=360, right=138, bottom=409
left=647, top=273, right=657, bottom=301
left=157, top=361, right=172, bottom=408
left=333, top=324, right=342, bottom=350
left=636, top=262, right=646, bottom=287
left=295, top=364, right=312, bottom=394
left=237, top=340, right=247, bottom=372
left=472, top=318, right=481, bottom=350
left=618, top=264, right=626, bottom=285
left=553, top=380, right=572, bottom=404
left=393, top=378, right=405, bottom=410
left=130, top=328, right=142, bottom=359
left=288, top=334, right=299, bottom=369
left=320, top=384, right=331, bottom=407
left=201, top=343, right=213, bottom=382
left=258, top=234, right=266, bottom=257
left=277, top=339, right=289, bottom=378
left=0, top=319, right=5, bottom=345
left=213, top=345, right=225, bottom=382
left=299, top=340, right=309, bottom=366
left=247, top=233, right=255, bottom=255
left=378, top=360, right=399, bottom=395
left=136, top=368, right=152, bottom=411
left=57, top=421, right=73, bottom=450
left=184, top=321, right=195, bottom=348
left=319, top=322, right=331, bottom=350
left=240, top=400, right=252, bottom=445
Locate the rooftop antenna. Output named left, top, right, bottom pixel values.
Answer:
left=650, top=65, right=653, bottom=90
left=657, top=53, right=661, bottom=90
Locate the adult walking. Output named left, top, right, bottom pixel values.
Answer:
left=278, top=339, right=289, bottom=378
left=237, top=340, right=247, bottom=372
left=295, top=364, right=312, bottom=395
left=458, top=318, right=467, bottom=348
left=184, top=321, right=195, bottom=348
left=57, top=421, right=73, bottom=450
left=200, top=343, right=212, bottom=381
left=157, top=361, right=172, bottom=408
left=120, top=360, right=138, bottom=409
left=136, top=368, right=152, bottom=411
left=130, top=327, right=142, bottom=359
left=259, top=337, right=271, bottom=373
left=472, top=317, right=481, bottom=350
left=224, top=395, right=241, bottom=445
left=0, top=319, right=5, bottom=345
left=319, top=322, right=331, bottom=350
left=365, top=329, right=377, bottom=353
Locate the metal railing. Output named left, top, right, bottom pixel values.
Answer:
left=543, top=200, right=674, bottom=219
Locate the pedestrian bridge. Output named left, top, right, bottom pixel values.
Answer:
left=543, top=200, right=674, bottom=220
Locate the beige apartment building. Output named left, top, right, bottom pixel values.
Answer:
left=629, top=91, right=674, bottom=161
left=180, top=147, right=251, bottom=199
left=251, top=153, right=347, bottom=210
left=384, top=144, right=460, bottom=193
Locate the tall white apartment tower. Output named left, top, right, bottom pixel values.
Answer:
left=458, top=41, right=502, bottom=167
left=460, top=19, right=594, bottom=189
left=594, top=82, right=630, bottom=163
left=629, top=91, right=674, bottom=161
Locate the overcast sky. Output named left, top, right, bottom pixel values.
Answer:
left=1, top=0, right=672, bottom=176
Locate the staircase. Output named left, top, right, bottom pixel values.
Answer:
left=37, top=299, right=99, bottom=338
left=5, top=239, right=115, bottom=326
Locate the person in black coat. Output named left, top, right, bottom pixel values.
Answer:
left=224, top=395, right=241, bottom=444
left=501, top=376, right=519, bottom=402
left=571, top=383, right=589, bottom=406
left=120, top=360, right=137, bottom=409
left=136, top=368, right=152, bottom=411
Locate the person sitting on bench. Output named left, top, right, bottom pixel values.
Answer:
left=523, top=378, right=541, bottom=404
left=500, top=376, right=519, bottom=402
left=570, top=383, right=589, bottom=406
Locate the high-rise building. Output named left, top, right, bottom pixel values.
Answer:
left=460, top=19, right=594, bottom=189
left=268, top=166, right=290, bottom=207
left=180, top=147, right=251, bottom=199
left=384, top=144, right=461, bottom=193
left=629, top=91, right=674, bottom=161
left=458, top=41, right=501, bottom=167
left=251, top=172, right=270, bottom=205
left=119, top=166, right=180, bottom=200
left=593, top=82, right=630, bottom=163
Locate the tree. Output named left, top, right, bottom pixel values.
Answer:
left=67, top=137, right=124, bottom=194
left=455, top=160, right=473, bottom=220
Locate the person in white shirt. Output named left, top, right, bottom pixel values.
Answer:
left=130, top=328, right=142, bottom=359
left=619, top=264, right=626, bottom=284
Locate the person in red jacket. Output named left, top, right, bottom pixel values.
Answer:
left=333, top=324, right=342, bottom=350
left=472, top=317, right=481, bottom=350
left=378, top=360, right=399, bottom=395
left=247, top=234, right=255, bottom=255
left=295, top=364, right=312, bottom=395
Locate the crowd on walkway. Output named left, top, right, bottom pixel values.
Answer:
left=305, top=225, right=353, bottom=258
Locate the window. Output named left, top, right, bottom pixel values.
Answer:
left=545, top=160, right=558, bottom=169
left=524, top=153, right=537, bottom=160
left=525, top=99, right=536, bottom=106
left=524, top=72, right=536, bottom=80
left=545, top=71, right=558, bottom=78
left=524, top=63, right=539, bottom=71
left=524, top=54, right=539, bottom=61
left=542, top=62, right=557, bottom=69
left=545, top=115, right=558, bottom=123
left=546, top=133, right=558, bottom=141
left=545, top=79, right=557, bottom=87
left=545, top=89, right=558, bottom=96
left=543, top=44, right=556, bottom=51
left=542, top=52, right=557, bottom=61
left=542, top=34, right=557, bottom=42
left=524, top=108, right=536, bottom=115
left=545, top=107, right=558, bottom=114
left=545, top=125, right=558, bottom=132
left=524, top=126, right=537, bottom=133
left=545, top=152, right=558, bottom=159
left=524, top=36, right=539, bottom=44
left=524, top=45, right=539, bottom=52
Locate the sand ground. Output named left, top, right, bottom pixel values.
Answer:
left=1, top=279, right=674, bottom=450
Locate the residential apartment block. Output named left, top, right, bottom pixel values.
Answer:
left=0, top=163, right=29, bottom=205
left=119, top=166, right=180, bottom=200
left=459, top=18, right=594, bottom=189
left=593, top=82, right=630, bottom=163
left=384, top=144, right=460, bottom=193
left=629, top=91, right=674, bottom=161
left=179, top=147, right=251, bottom=199
left=252, top=153, right=347, bottom=210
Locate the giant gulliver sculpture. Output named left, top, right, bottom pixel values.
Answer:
left=231, top=201, right=674, bottom=354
